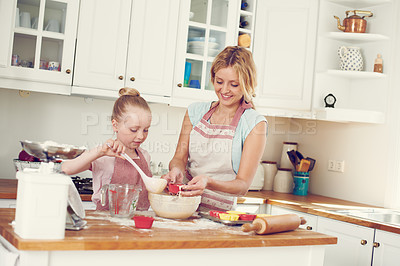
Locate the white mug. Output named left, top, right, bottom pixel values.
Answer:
left=45, top=19, right=60, bottom=33
left=48, top=61, right=59, bottom=71
left=20, top=12, right=31, bottom=28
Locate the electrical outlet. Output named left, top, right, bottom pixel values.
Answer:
left=336, top=160, right=345, bottom=172
left=328, top=160, right=336, bottom=171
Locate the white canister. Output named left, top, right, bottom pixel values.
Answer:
left=273, top=168, right=294, bottom=193
left=261, top=161, right=277, bottom=191
left=338, top=46, right=363, bottom=71
left=249, top=162, right=264, bottom=191
left=279, top=141, right=298, bottom=170
left=15, top=169, right=70, bottom=239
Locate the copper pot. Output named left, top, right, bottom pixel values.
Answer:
left=334, top=10, right=373, bottom=33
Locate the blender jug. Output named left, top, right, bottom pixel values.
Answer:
left=101, top=184, right=141, bottom=217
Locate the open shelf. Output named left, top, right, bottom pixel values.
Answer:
left=324, top=69, right=387, bottom=79
left=313, top=108, right=385, bottom=124
left=323, top=32, right=390, bottom=43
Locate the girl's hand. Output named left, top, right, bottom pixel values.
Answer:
left=101, top=139, right=126, bottom=159
left=180, top=175, right=209, bottom=197
left=161, top=167, right=184, bottom=184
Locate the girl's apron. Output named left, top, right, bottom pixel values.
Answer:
left=187, top=100, right=252, bottom=212
left=96, top=149, right=151, bottom=211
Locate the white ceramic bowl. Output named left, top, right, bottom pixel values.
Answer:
left=148, top=192, right=201, bottom=219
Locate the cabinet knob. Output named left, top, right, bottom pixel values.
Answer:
left=177, top=83, right=182, bottom=87
left=306, top=226, right=312, bottom=230
left=130, top=77, right=135, bottom=82
left=118, top=75, right=124, bottom=80
left=360, top=239, right=367, bottom=245
left=66, top=69, right=71, bottom=74
left=373, top=242, right=380, bottom=248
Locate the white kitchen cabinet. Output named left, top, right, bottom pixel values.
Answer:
left=372, top=229, right=400, bottom=266
left=312, top=0, right=397, bottom=123
left=171, top=0, right=239, bottom=108
left=318, top=216, right=375, bottom=266
left=253, top=0, right=318, bottom=113
left=269, top=205, right=318, bottom=231
left=72, top=0, right=179, bottom=103
left=0, top=0, right=79, bottom=95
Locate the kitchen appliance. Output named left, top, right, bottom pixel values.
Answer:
left=100, top=184, right=141, bottom=218
left=15, top=140, right=87, bottom=239
left=333, top=10, right=373, bottom=33
left=249, top=162, right=264, bottom=190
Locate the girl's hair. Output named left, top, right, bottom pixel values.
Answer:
left=111, top=88, right=151, bottom=122
left=210, top=46, right=257, bottom=107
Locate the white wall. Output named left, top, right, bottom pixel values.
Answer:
left=0, top=88, right=285, bottom=179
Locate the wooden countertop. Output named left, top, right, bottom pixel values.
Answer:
left=2, top=179, right=399, bottom=234
left=242, top=190, right=400, bottom=235
left=0, top=208, right=336, bottom=251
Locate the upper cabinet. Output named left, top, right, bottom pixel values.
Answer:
left=171, top=0, right=240, bottom=107
left=312, top=0, right=397, bottom=123
left=0, top=0, right=79, bottom=95
left=72, top=0, right=179, bottom=103
left=253, top=0, right=319, bottom=114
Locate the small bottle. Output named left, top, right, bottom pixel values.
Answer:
left=374, top=54, right=383, bottom=73
left=239, top=20, right=249, bottom=28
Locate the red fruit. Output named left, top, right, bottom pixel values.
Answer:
left=18, top=150, right=38, bottom=162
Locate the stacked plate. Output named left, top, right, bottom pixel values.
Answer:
left=187, top=37, right=220, bottom=57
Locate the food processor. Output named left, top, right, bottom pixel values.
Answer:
left=15, top=140, right=87, bottom=239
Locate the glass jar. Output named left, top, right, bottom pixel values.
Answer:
left=261, top=161, right=277, bottom=191
left=273, top=168, right=293, bottom=193
left=280, top=141, right=298, bottom=170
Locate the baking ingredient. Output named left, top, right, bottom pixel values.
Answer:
left=241, top=214, right=306, bottom=235
left=18, top=150, right=40, bottom=162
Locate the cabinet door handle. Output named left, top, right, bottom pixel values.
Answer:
left=177, top=83, right=182, bottom=87
left=373, top=242, right=380, bottom=248
left=130, top=77, right=135, bottom=81
left=118, top=75, right=124, bottom=80
left=66, top=69, right=71, bottom=74
left=360, top=239, right=367, bottom=245
left=306, top=226, right=312, bottom=230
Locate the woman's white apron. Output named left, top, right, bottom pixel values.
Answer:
left=187, top=101, right=251, bottom=212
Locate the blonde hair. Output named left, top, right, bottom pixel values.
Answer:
left=111, top=88, right=151, bottom=122
left=210, top=46, right=257, bottom=106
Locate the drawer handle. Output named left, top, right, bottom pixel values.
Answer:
left=118, top=75, right=124, bottom=80
left=66, top=69, right=71, bottom=74
left=373, top=242, right=380, bottom=248
left=306, top=226, right=312, bottom=230
left=130, top=77, right=135, bottom=81
left=360, top=239, right=367, bottom=245
left=177, top=83, right=182, bottom=87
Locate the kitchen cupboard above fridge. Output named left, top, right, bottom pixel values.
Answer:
left=0, top=0, right=79, bottom=95
left=312, top=0, right=397, bottom=124
left=171, top=0, right=256, bottom=107
left=72, top=0, right=179, bottom=103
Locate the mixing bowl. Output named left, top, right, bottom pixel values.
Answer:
left=148, top=192, right=201, bottom=219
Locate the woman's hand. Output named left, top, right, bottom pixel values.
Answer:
left=101, top=139, right=126, bottom=159
left=161, top=167, right=184, bottom=184
left=180, top=175, right=209, bottom=197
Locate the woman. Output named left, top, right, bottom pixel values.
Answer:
left=162, top=46, right=267, bottom=212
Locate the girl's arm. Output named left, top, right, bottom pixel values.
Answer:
left=162, top=110, right=193, bottom=184
left=181, top=121, right=267, bottom=197
left=61, top=139, right=126, bottom=175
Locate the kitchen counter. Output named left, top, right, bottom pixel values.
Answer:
left=242, top=190, right=400, bottom=235
left=2, top=178, right=399, bottom=233
left=0, top=208, right=336, bottom=266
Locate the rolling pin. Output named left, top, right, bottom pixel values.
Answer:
left=241, top=214, right=306, bottom=235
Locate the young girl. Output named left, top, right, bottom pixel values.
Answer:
left=62, top=88, right=153, bottom=211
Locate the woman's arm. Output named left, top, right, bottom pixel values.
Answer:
left=181, top=121, right=267, bottom=196
left=61, top=139, right=126, bottom=175
left=162, top=110, right=193, bottom=184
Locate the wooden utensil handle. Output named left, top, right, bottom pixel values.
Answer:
left=242, top=214, right=307, bottom=235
